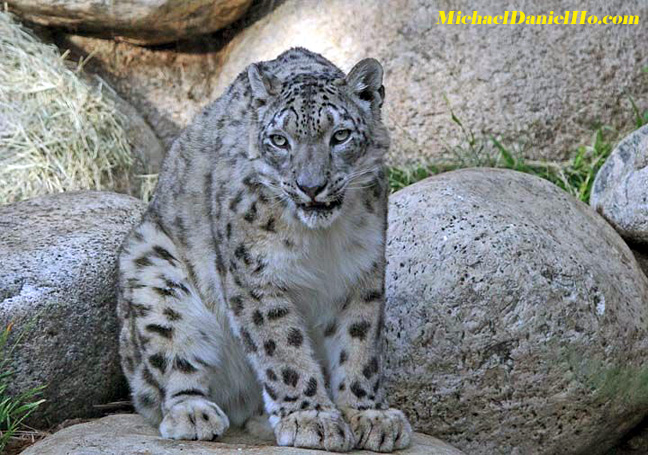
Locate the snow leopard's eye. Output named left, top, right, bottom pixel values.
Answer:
left=270, top=134, right=289, bottom=148
left=331, top=129, right=351, bottom=146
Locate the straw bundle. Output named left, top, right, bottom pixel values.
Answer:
left=0, top=11, right=135, bottom=205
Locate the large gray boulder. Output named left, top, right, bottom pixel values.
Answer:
left=383, top=169, right=648, bottom=455
left=21, top=414, right=465, bottom=455
left=6, top=0, right=252, bottom=45
left=0, top=192, right=146, bottom=427
left=591, top=125, right=648, bottom=246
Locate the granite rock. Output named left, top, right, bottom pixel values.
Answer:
left=383, top=168, right=648, bottom=454
left=0, top=191, right=146, bottom=427
left=591, top=125, right=648, bottom=246
left=6, top=0, right=252, bottom=45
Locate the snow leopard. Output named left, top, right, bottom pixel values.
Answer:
left=117, top=47, right=412, bottom=452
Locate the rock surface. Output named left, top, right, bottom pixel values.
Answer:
left=99, top=80, right=166, bottom=194
left=57, top=0, right=648, bottom=163
left=0, top=192, right=146, bottom=427
left=6, top=0, right=252, bottom=45
left=21, top=413, right=465, bottom=455
left=591, top=125, right=648, bottom=246
left=383, top=169, right=648, bottom=455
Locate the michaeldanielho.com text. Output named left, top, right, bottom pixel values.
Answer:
left=437, top=11, right=639, bottom=25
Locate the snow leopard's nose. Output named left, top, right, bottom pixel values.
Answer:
left=296, top=179, right=327, bottom=200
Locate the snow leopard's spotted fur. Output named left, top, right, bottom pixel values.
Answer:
left=117, top=47, right=412, bottom=452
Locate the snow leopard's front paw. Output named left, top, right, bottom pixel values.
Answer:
left=274, top=409, right=355, bottom=452
left=159, top=397, right=230, bottom=441
left=342, top=408, right=412, bottom=452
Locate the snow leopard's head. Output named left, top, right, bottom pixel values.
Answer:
left=248, top=49, right=389, bottom=229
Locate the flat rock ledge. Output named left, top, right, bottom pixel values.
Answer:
left=22, top=414, right=464, bottom=455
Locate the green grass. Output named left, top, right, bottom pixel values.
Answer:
left=388, top=105, right=648, bottom=203
left=0, top=323, right=45, bottom=453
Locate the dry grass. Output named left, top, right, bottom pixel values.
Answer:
left=2, top=427, right=49, bottom=455
left=137, top=174, right=159, bottom=204
left=0, top=10, right=135, bottom=205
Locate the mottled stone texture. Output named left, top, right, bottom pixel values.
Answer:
left=21, top=414, right=465, bottom=455
left=383, top=169, right=648, bottom=455
left=6, top=0, right=252, bottom=45
left=591, top=125, right=648, bottom=246
left=0, top=192, right=146, bottom=427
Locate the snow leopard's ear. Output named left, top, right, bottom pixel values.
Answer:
left=248, top=64, right=281, bottom=105
left=344, top=58, right=385, bottom=108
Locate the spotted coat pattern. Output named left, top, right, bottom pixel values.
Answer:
left=117, top=47, right=412, bottom=452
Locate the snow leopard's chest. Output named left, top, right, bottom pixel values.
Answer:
left=264, top=211, right=384, bottom=326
